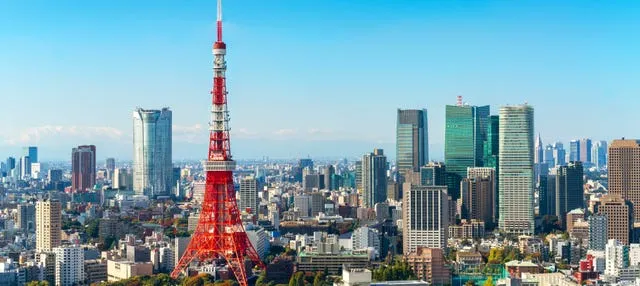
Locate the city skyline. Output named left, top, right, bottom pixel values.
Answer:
left=0, top=1, right=637, bottom=285
left=2, top=1, right=639, bottom=160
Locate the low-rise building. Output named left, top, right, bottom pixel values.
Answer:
left=405, top=247, right=451, bottom=285
left=448, top=220, right=484, bottom=240
left=504, top=260, right=540, bottom=278
left=107, top=259, right=153, bottom=281
left=85, top=259, right=108, bottom=284
left=296, top=250, right=370, bottom=274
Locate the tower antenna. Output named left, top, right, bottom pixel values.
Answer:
left=217, top=0, right=223, bottom=42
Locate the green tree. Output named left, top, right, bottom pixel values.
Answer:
left=256, top=272, right=267, bottom=286
left=85, top=219, right=100, bottom=239
left=488, top=248, right=503, bottom=264
left=313, top=272, right=323, bottom=286
left=372, top=260, right=417, bottom=282
left=26, top=282, right=49, bottom=286
left=289, top=272, right=305, bottom=286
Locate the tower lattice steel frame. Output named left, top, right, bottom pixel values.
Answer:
left=171, top=1, right=265, bottom=284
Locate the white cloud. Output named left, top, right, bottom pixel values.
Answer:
left=173, top=124, right=205, bottom=144
left=1, top=125, right=124, bottom=145
left=233, top=128, right=259, bottom=139
left=173, top=124, right=203, bottom=133
left=307, top=128, right=333, bottom=135
left=272, top=129, right=297, bottom=136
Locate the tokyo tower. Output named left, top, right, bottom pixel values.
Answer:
left=171, top=0, right=265, bottom=284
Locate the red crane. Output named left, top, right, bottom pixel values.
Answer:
left=171, top=1, right=265, bottom=284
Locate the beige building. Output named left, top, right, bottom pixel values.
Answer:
left=107, top=259, right=153, bottom=281
left=36, top=200, right=61, bottom=252
left=608, top=139, right=640, bottom=222
left=405, top=247, right=451, bottom=285
left=598, top=194, right=632, bottom=245
left=566, top=209, right=585, bottom=233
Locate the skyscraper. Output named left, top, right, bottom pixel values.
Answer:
left=106, top=158, right=116, bottom=180
left=597, top=194, right=632, bottom=245
left=362, top=149, right=387, bottom=208
left=580, top=138, right=592, bottom=164
left=396, top=109, right=429, bottom=177
left=483, top=114, right=499, bottom=219
left=465, top=167, right=496, bottom=227
left=555, top=161, right=584, bottom=228
left=72, top=145, right=96, bottom=192
left=112, top=168, right=129, bottom=190
left=592, top=140, right=608, bottom=169
left=445, top=103, right=489, bottom=200
left=608, top=139, right=640, bottom=223
left=324, top=165, right=335, bottom=191
left=5, top=157, right=15, bottom=173
left=403, top=185, right=449, bottom=253
left=19, top=156, right=30, bottom=180
left=498, top=104, right=534, bottom=234
left=553, top=142, right=566, bottom=166
left=544, top=144, right=555, bottom=167
left=535, top=134, right=544, bottom=164
left=538, top=175, right=556, bottom=217
left=569, top=140, right=580, bottom=162
left=36, top=200, right=62, bottom=252
left=23, top=146, right=38, bottom=163
left=133, top=108, right=173, bottom=197
left=239, top=176, right=258, bottom=215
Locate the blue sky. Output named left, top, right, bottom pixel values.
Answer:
left=1, top=0, right=639, bottom=161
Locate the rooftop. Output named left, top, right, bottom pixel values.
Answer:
left=505, top=260, right=538, bottom=267
left=568, top=208, right=585, bottom=215
left=371, top=281, right=429, bottom=286
left=298, top=250, right=369, bottom=258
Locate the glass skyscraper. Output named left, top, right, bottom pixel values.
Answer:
left=362, top=149, right=387, bottom=208
left=553, top=142, right=566, bottom=166
left=444, top=104, right=489, bottom=200
left=498, top=104, right=534, bottom=234
left=592, top=140, right=608, bottom=169
left=396, top=109, right=429, bottom=176
left=133, top=108, right=173, bottom=197
left=580, top=138, right=592, bottom=164
left=483, top=115, right=499, bottom=220
left=23, top=146, right=38, bottom=164
left=569, top=140, right=580, bottom=162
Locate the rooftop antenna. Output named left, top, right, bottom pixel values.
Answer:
left=457, top=95, right=463, bottom=106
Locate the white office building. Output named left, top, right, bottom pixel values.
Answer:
left=498, top=105, right=535, bottom=234
left=54, top=246, right=84, bottom=286
left=402, top=184, right=449, bottom=254
left=351, top=226, right=381, bottom=258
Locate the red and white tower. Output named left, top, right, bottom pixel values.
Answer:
left=171, top=1, right=264, bottom=284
